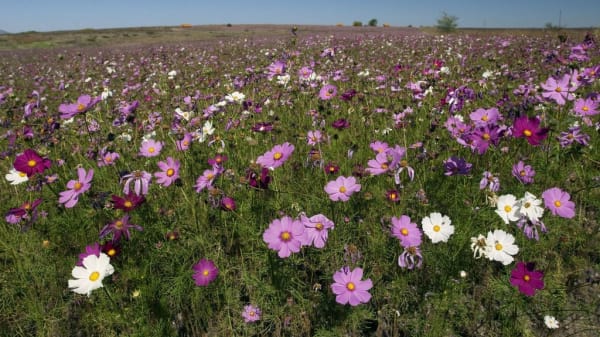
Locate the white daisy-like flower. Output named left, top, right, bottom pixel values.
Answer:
left=175, top=107, right=191, bottom=121
left=5, top=167, right=29, bottom=185
left=485, top=229, right=519, bottom=265
left=68, top=253, right=114, bottom=297
left=495, top=194, right=520, bottom=224
left=225, top=91, right=245, bottom=104
left=421, top=212, right=454, bottom=243
left=518, top=192, right=544, bottom=222
left=544, top=315, right=559, bottom=329
left=470, top=234, right=488, bottom=259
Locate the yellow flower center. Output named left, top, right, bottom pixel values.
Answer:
left=523, top=275, right=530, bottom=282
left=166, top=168, right=175, bottom=177
left=433, top=225, right=441, bottom=232
left=18, top=172, right=27, bottom=177
left=555, top=86, right=562, bottom=93
left=202, top=270, right=210, bottom=276
left=280, top=231, right=291, bottom=242
left=519, top=170, right=526, bottom=177
left=315, top=223, right=324, bottom=230
left=124, top=201, right=133, bottom=208
left=582, top=105, right=589, bottom=112
left=524, top=202, right=531, bottom=208
left=400, top=160, right=408, bottom=168
left=27, top=159, right=37, bottom=167
left=273, top=152, right=283, bottom=160
left=523, top=130, right=532, bottom=137
left=74, top=181, right=82, bottom=191
left=329, top=166, right=336, bottom=172
left=107, top=248, right=117, bottom=256
left=77, top=103, right=86, bottom=112
left=504, top=205, right=512, bottom=213
left=115, top=220, right=123, bottom=229
left=381, top=163, right=388, bottom=169
left=89, top=271, right=100, bottom=281
left=389, top=192, right=397, bottom=200
left=105, top=155, right=113, bottom=163
left=495, top=243, right=503, bottom=251
left=249, top=311, right=255, bottom=316
left=554, top=200, right=562, bottom=207
left=339, top=186, right=347, bottom=193
left=206, top=173, right=214, bottom=180
left=483, top=133, right=490, bottom=140
left=481, top=115, right=488, bottom=121
left=401, top=228, right=409, bottom=236
left=148, top=147, right=155, bottom=153
left=346, top=282, right=355, bottom=291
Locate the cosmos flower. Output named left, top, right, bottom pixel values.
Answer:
left=99, top=215, right=143, bottom=242
left=5, top=167, right=29, bottom=185
left=262, top=216, right=305, bottom=258
left=256, top=142, right=295, bottom=169
left=544, top=315, right=560, bottom=329
left=558, top=126, right=590, bottom=147
left=13, top=149, right=52, bottom=177
left=76, top=242, right=101, bottom=267
left=194, top=168, right=220, bottom=193
left=242, top=305, right=262, bottom=323
left=512, top=116, right=549, bottom=146
left=495, top=194, right=520, bottom=224
left=572, top=97, right=599, bottom=116
left=97, top=147, right=120, bottom=167
left=366, top=151, right=391, bottom=176
left=510, top=261, right=544, bottom=296
left=324, top=176, right=361, bottom=202
left=154, top=157, right=180, bottom=187
left=59, top=94, right=100, bottom=119
left=518, top=192, right=544, bottom=223
left=391, top=215, right=422, bottom=248
left=121, top=170, right=152, bottom=196
left=330, top=267, right=373, bottom=306
left=512, top=161, right=535, bottom=184
left=443, top=156, right=472, bottom=176
left=540, top=74, right=575, bottom=105
left=486, top=229, right=519, bottom=265
left=111, top=192, right=145, bottom=212
left=299, top=213, right=335, bottom=249
left=68, top=253, right=114, bottom=297
left=221, top=196, right=236, bottom=211
left=480, top=171, right=500, bottom=192
left=541, top=187, right=575, bottom=218
left=58, top=167, right=94, bottom=208
left=319, top=84, right=337, bottom=100
left=421, top=212, right=454, bottom=243
left=192, top=259, right=219, bottom=286
left=398, top=246, right=423, bottom=269
left=139, top=139, right=163, bottom=157
left=306, top=130, right=323, bottom=146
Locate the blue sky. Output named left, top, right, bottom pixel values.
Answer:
left=2, top=0, right=599, bottom=33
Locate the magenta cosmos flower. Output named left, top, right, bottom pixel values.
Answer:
left=242, top=304, right=261, bottom=323
left=58, top=167, right=94, bottom=208
left=58, top=94, right=100, bottom=119
left=139, top=139, right=163, bottom=157
left=319, top=84, right=337, bottom=100
left=512, top=160, right=535, bottom=184
left=510, top=262, right=544, bottom=296
left=512, top=116, right=549, bottom=146
left=262, top=216, right=305, bottom=258
left=192, top=258, right=219, bottom=286
left=324, top=176, right=361, bottom=202
left=331, top=266, right=373, bottom=306
left=111, top=192, right=145, bottom=212
left=154, top=157, right=180, bottom=187
left=541, top=187, right=575, bottom=218
left=99, top=215, right=143, bottom=242
left=13, top=149, right=52, bottom=177
left=299, top=213, right=335, bottom=248
left=256, top=142, right=295, bottom=169
left=391, top=215, right=422, bottom=248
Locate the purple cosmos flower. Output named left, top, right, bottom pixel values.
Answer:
left=541, top=187, right=575, bottom=218
left=154, top=157, right=180, bottom=187
left=386, top=189, right=401, bottom=203
left=324, top=176, right=361, bottom=202
left=58, top=94, right=100, bottom=119
left=324, top=162, right=340, bottom=175
left=5, top=198, right=43, bottom=226
left=299, top=213, right=335, bottom=249
left=512, top=161, right=535, bottom=184
left=480, top=171, right=500, bottom=192
left=111, top=192, right=145, bottom=212
left=307, top=130, right=323, bottom=146
left=256, top=142, right=295, bottom=169
left=97, top=147, right=120, bottom=167
left=192, top=258, right=219, bottom=286
left=469, top=107, right=501, bottom=126
left=13, top=149, right=52, bottom=177
left=121, top=170, right=152, bottom=196
left=443, top=156, right=472, bottom=176
left=208, top=154, right=228, bottom=169
left=139, top=139, right=163, bottom=157
left=251, top=122, right=273, bottom=133
left=58, top=167, right=94, bottom=208
left=332, top=118, right=350, bottom=129
left=391, top=215, right=422, bottom=248
left=266, top=60, right=286, bottom=79
left=573, top=97, right=599, bottom=116
left=176, top=133, right=193, bottom=151
left=540, top=74, right=575, bottom=105
left=242, top=304, right=261, bottom=323
left=263, top=216, right=305, bottom=258
left=194, top=168, right=220, bottom=193
left=516, top=218, right=547, bottom=241
left=512, top=116, right=549, bottom=146
left=221, top=196, right=236, bottom=211
left=510, top=261, right=544, bottom=296
left=331, top=266, right=373, bottom=306
left=246, top=167, right=271, bottom=190
left=366, top=151, right=390, bottom=176
left=470, top=125, right=503, bottom=155
left=398, top=246, right=423, bottom=269
left=319, top=84, right=337, bottom=100
left=369, top=141, right=389, bottom=154
left=558, top=126, right=590, bottom=147
left=340, top=88, right=357, bottom=101
left=76, top=242, right=101, bottom=267
left=99, top=215, right=143, bottom=241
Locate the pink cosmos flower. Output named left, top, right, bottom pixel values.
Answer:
left=324, top=176, right=361, bottom=202
left=306, top=130, right=323, bottom=146
left=154, top=157, right=180, bottom=187
left=139, top=139, right=163, bottom=157
left=299, top=213, right=335, bottom=248
left=13, top=149, right=52, bottom=177
left=242, top=305, right=261, bottom=323
left=194, top=168, right=220, bottom=193
left=262, top=216, right=305, bottom=258
left=319, top=84, right=337, bottom=100
left=469, top=107, right=501, bottom=126
left=58, top=94, right=100, bottom=119
left=540, top=74, right=575, bottom=105
left=176, top=133, right=193, bottom=151
left=512, top=161, right=535, bottom=184
left=97, top=147, right=120, bottom=167
left=366, top=151, right=391, bottom=176
left=256, top=142, right=295, bottom=169
left=541, top=187, right=575, bottom=218
left=391, top=215, right=422, bottom=248
left=512, top=116, right=549, bottom=146
left=510, top=262, right=544, bottom=297
left=192, top=258, right=218, bottom=286
left=58, top=167, right=94, bottom=208
left=573, top=97, right=599, bottom=116
left=121, top=170, right=152, bottom=196
left=330, top=266, right=373, bottom=306
left=369, top=141, right=389, bottom=154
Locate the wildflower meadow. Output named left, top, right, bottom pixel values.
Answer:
left=1, top=26, right=599, bottom=336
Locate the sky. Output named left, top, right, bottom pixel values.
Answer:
left=1, top=0, right=599, bottom=33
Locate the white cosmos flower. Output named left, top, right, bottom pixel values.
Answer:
left=470, top=234, right=488, bottom=259
left=518, top=192, right=544, bottom=222
left=485, top=229, right=519, bottom=265
left=68, top=253, right=114, bottom=297
left=544, top=315, right=559, bottom=329
left=175, top=107, right=191, bottom=121
left=421, top=212, right=454, bottom=243
left=495, top=194, right=520, bottom=224
left=6, top=167, right=29, bottom=185
left=225, top=91, right=245, bottom=104
left=167, top=70, right=177, bottom=79
left=276, top=74, right=290, bottom=86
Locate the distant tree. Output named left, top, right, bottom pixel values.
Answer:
left=436, top=12, right=458, bottom=32
left=353, top=21, right=363, bottom=27
left=368, top=18, right=378, bottom=27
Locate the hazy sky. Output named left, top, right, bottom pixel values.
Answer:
left=2, top=0, right=599, bottom=33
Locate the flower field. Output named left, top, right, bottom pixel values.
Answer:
left=1, top=26, right=599, bottom=336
